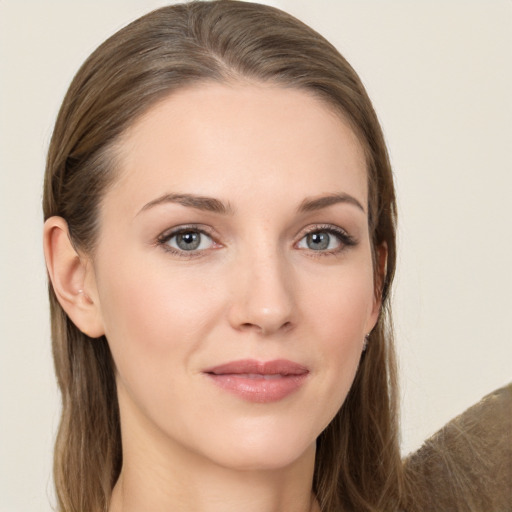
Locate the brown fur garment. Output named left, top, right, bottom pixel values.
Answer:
left=403, top=383, right=512, bottom=511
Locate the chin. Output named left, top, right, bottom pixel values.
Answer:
left=197, top=424, right=317, bottom=472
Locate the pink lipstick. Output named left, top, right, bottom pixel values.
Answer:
left=203, top=359, right=309, bottom=403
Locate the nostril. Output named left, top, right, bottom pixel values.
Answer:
left=239, top=320, right=293, bottom=334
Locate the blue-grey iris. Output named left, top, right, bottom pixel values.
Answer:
left=307, top=232, right=330, bottom=250
left=176, top=231, right=201, bottom=250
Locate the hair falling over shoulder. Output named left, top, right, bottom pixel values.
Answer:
left=44, top=1, right=404, bottom=510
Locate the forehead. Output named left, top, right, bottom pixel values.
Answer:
left=109, top=82, right=368, bottom=213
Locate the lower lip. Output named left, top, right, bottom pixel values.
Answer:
left=205, top=373, right=308, bottom=403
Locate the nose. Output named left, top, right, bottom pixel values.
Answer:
left=227, top=248, right=296, bottom=336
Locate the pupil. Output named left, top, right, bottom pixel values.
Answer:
left=177, top=232, right=200, bottom=250
left=308, top=232, right=329, bottom=250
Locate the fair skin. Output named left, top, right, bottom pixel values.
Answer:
left=44, top=83, right=383, bottom=512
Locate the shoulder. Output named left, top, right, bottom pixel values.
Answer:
left=403, top=383, right=512, bottom=512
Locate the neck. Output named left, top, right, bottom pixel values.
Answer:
left=109, top=444, right=320, bottom=512
left=109, top=391, right=320, bottom=512
left=110, top=464, right=320, bottom=512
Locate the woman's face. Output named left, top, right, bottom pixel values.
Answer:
left=88, top=83, right=380, bottom=471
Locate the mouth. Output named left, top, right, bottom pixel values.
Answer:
left=203, top=359, right=309, bottom=403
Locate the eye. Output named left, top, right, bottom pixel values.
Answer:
left=158, top=227, right=217, bottom=254
left=298, top=231, right=340, bottom=251
left=296, top=226, right=356, bottom=253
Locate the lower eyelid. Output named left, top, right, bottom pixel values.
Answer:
left=156, top=226, right=219, bottom=254
left=156, top=225, right=355, bottom=257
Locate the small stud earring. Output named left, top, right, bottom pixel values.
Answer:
left=362, top=333, right=370, bottom=352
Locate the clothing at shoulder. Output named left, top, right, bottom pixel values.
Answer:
left=403, top=383, right=512, bottom=512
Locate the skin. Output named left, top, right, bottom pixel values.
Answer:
left=44, top=83, right=382, bottom=512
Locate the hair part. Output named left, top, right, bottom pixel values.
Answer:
left=43, top=2, right=401, bottom=511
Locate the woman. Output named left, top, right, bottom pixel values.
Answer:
left=42, top=1, right=403, bottom=511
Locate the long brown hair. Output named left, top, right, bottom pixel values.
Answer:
left=43, top=1, right=402, bottom=510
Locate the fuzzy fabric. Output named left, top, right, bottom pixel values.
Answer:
left=403, top=383, right=512, bottom=511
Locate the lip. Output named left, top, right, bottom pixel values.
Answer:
left=203, top=359, right=309, bottom=403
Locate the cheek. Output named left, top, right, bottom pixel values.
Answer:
left=94, top=255, right=228, bottom=441
left=296, top=263, right=375, bottom=428
left=94, top=252, right=224, bottom=384
left=93, top=239, right=375, bottom=449
left=99, top=251, right=215, bottom=330
left=306, top=263, right=375, bottom=345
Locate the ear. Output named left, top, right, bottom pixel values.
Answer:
left=368, top=241, right=388, bottom=331
left=43, top=216, right=105, bottom=338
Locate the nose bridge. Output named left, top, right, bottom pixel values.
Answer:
left=228, top=240, right=296, bottom=335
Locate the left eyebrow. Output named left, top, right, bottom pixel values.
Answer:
left=297, top=193, right=366, bottom=214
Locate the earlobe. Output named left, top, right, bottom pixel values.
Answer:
left=43, top=216, right=105, bottom=338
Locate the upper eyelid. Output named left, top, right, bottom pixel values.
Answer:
left=295, top=223, right=358, bottom=249
left=156, top=225, right=220, bottom=256
left=155, top=222, right=355, bottom=248
left=157, top=222, right=349, bottom=236
left=296, top=223, right=351, bottom=238
left=156, top=226, right=219, bottom=258
left=157, top=224, right=217, bottom=241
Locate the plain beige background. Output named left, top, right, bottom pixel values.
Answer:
left=1, top=1, right=510, bottom=510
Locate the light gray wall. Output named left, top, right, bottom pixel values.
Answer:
left=1, top=1, right=510, bottom=511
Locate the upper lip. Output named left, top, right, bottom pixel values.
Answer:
left=204, top=359, right=309, bottom=376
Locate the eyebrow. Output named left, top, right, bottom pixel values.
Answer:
left=137, top=191, right=365, bottom=217
left=297, top=193, right=365, bottom=214
left=137, top=193, right=235, bottom=216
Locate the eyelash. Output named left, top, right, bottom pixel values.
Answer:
left=156, top=223, right=357, bottom=259
left=156, top=224, right=218, bottom=259
left=298, top=224, right=357, bottom=257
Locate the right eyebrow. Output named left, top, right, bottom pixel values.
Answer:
left=136, top=193, right=235, bottom=217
